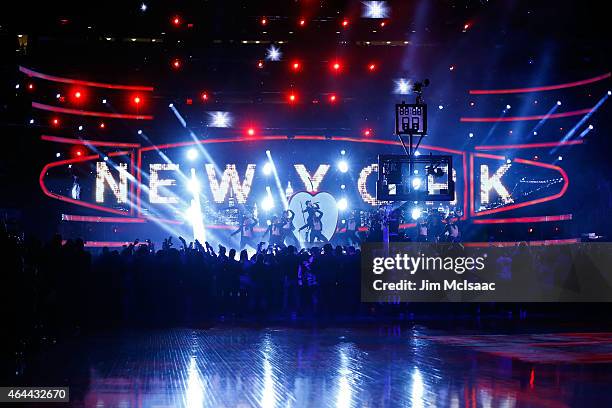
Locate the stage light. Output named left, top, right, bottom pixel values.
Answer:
left=133, top=95, right=142, bottom=105
left=589, top=124, right=594, bottom=129
left=29, top=119, right=34, bottom=124
left=341, top=19, right=349, bottom=28
left=256, top=60, right=264, bottom=69
left=247, top=127, right=255, bottom=136
left=557, top=100, right=562, bottom=106
left=199, top=92, right=209, bottom=102
left=337, top=198, right=348, bottom=211
left=263, top=162, right=273, bottom=175
left=15, top=84, right=19, bottom=89
left=368, top=63, right=377, bottom=72
left=340, top=150, right=346, bottom=155
left=102, top=98, right=107, bottom=104
left=449, top=65, right=455, bottom=71
left=266, top=45, right=281, bottom=61
left=56, top=152, right=61, bottom=158
left=506, top=104, right=511, bottom=109
left=340, top=184, right=346, bottom=189
left=608, top=90, right=611, bottom=96
left=338, top=161, right=349, bottom=173
left=331, top=61, right=341, bottom=72
left=99, top=122, right=105, bottom=129
left=291, top=60, right=301, bottom=71
left=137, top=129, right=143, bottom=135
left=140, top=3, right=147, bottom=12
left=206, top=111, right=230, bottom=128
left=438, top=105, right=444, bottom=110
left=395, top=78, right=411, bottom=94
left=78, top=125, right=83, bottom=131
left=463, top=23, right=470, bottom=31
left=260, top=17, right=267, bottom=26
left=411, top=208, right=422, bottom=220
left=52, top=117, right=59, bottom=126
left=74, top=90, right=82, bottom=99
left=506, top=158, right=512, bottom=164
left=363, top=1, right=389, bottom=18
left=469, top=132, right=474, bottom=138
left=558, top=155, right=563, bottom=161
left=56, top=93, right=61, bottom=99
left=298, top=18, right=306, bottom=27
left=363, top=128, right=372, bottom=137
left=171, top=59, right=181, bottom=69
left=411, top=177, right=422, bottom=189
left=380, top=21, right=387, bottom=27
left=533, top=131, right=538, bottom=135
left=27, top=82, right=34, bottom=90
left=288, top=92, right=297, bottom=103
left=187, top=177, right=200, bottom=193
left=187, top=148, right=198, bottom=161
left=329, top=93, right=337, bottom=103
left=172, top=16, right=181, bottom=26
left=261, top=195, right=274, bottom=211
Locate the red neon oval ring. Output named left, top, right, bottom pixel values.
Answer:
left=469, top=72, right=610, bottom=95
left=20, top=66, right=154, bottom=91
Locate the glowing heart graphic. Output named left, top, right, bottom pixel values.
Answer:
left=288, top=191, right=339, bottom=244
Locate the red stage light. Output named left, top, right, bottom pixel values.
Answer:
left=260, top=17, right=267, bottom=26
left=171, top=59, right=181, bottom=69
left=172, top=16, right=181, bottom=26
left=186, top=98, right=193, bottom=105
left=380, top=21, right=387, bottom=27
left=247, top=128, right=255, bottom=136
left=133, top=95, right=141, bottom=105
left=291, top=60, right=301, bottom=71
left=201, top=92, right=209, bottom=101
left=363, top=128, right=372, bottom=137
left=329, top=94, right=337, bottom=103
left=332, top=61, right=341, bottom=71
left=257, top=60, right=264, bottom=69
left=52, top=117, right=60, bottom=126
left=27, top=82, right=34, bottom=90
left=288, top=92, right=297, bottom=103
left=368, top=63, right=377, bottom=71
left=74, top=91, right=82, bottom=99
left=298, top=18, right=306, bottom=27
left=99, top=122, right=105, bottom=129
left=341, top=19, right=349, bottom=28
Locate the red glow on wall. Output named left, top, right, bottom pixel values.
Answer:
left=19, top=66, right=154, bottom=91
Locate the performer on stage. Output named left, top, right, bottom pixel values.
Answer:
left=231, top=209, right=258, bottom=249
left=298, top=200, right=322, bottom=243
left=309, top=211, right=328, bottom=243
left=416, top=216, right=428, bottom=242
left=262, top=215, right=284, bottom=246
left=281, top=209, right=300, bottom=247
left=344, top=210, right=361, bottom=246
left=441, top=215, right=461, bottom=242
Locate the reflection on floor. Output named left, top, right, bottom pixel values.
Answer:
left=16, top=327, right=612, bottom=407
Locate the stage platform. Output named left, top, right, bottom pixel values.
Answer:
left=12, top=325, right=612, bottom=407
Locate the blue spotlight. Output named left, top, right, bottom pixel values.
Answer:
left=209, top=111, right=231, bottom=128
left=411, top=176, right=422, bottom=189
left=261, top=192, right=275, bottom=211
left=394, top=78, right=411, bottom=94
left=338, top=160, right=349, bottom=173
left=411, top=208, right=422, bottom=220
left=263, top=162, right=274, bottom=175
left=337, top=198, right=348, bottom=211
left=266, top=45, right=281, bottom=61
left=363, top=1, right=389, bottom=18
left=187, top=148, right=198, bottom=161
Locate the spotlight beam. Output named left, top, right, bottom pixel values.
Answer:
left=266, top=150, right=289, bottom=209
